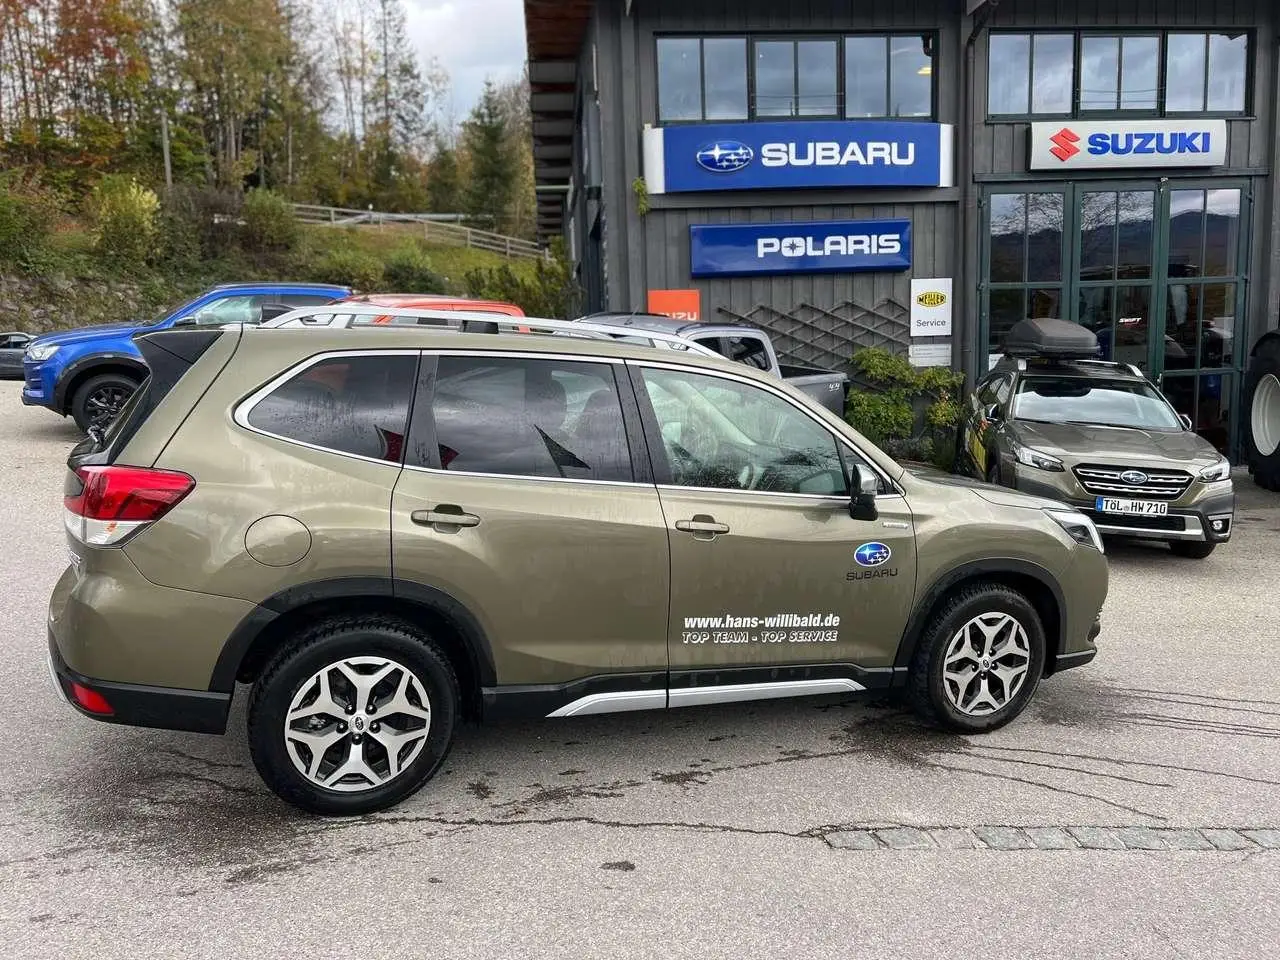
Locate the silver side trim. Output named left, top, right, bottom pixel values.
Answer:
left=668, top=678, right=863, bottom=709
left=546, top=690, right=667, bottom=717
left=1095, top=517, right=1205, bottom=540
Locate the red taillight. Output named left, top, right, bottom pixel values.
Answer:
left=65, top=465, right=195, bottom=521
left=64, top=465, right=195, bottom=546
left=70, top=682, right=114, bottom=715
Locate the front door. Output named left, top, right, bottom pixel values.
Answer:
left=982, top=179, right=1248, bottom=455
left=629, top=362, right=917, bottom=699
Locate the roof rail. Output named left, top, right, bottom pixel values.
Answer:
left=256, top=304, right=724, bottom=358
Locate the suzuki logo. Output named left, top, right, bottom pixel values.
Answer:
left=696, top=140, right=754, bottom=172
left=1049, top=127, right=1081, bottom=162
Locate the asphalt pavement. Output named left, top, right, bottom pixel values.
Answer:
left=1, top=380, right=1278, bottom=959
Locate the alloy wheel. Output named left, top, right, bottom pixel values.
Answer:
left=85, top=384, right=131, bottom=427
left=941, top=612, right=1031, bottom=717
left=284, top=656, right=433, bottom=793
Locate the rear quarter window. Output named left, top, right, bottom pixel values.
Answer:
left=244, top=354, right=418, bottom=462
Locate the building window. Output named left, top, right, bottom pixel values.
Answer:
left=988, top=30, right=1249, bottom=119
left=657, top=37, right=749, bottom=122
left=656, top=33, right=934, bottom=123
left=986, top=191, right=1066, bottom=355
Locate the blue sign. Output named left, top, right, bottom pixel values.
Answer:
left=690, top=219, right=912, bottom=278
left=645, top=121, right=954, bottom=194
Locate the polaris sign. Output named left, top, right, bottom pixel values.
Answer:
left=643, top=121, right=954, bottom=193
left=689, top=220, right=912, bottom=278
left=1029, top=120, right=1227, bottom=170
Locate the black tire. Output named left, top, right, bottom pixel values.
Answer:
left=70, top=372, right=139, bottom=433
left=1243, top=336, right=1280, bottom=491
left=1169, top=540, right=1216, bottom=560
left=248, top=615, right=459, bottom=816
left=907, top=582, right=1047, bottom=734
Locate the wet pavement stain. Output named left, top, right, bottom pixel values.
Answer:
left=601, top=860, right=636, bottom=871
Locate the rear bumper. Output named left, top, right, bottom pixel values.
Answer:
left=48, top=634, right=230, bottom=734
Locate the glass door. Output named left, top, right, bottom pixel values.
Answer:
left=980, top=179, right=1249, bottom=455
left=1073, top=187, right=1158, bottom=372
left=1154, top=185, right=1247, bottom=456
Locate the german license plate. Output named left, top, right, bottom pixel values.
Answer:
left=1095, top=497, right=1168, bottom=516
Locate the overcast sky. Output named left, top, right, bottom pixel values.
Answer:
left=404, top=0, right=528, bottom=125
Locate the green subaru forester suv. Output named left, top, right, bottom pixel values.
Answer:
left=48, top=316, right=1108, bottom=814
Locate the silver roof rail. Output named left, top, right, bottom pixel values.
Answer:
left=257, top=303, right=723, bottom=358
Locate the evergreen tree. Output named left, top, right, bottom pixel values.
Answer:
left=462, top=79, right=513, bottom=231
left=426, top=139, right=461, bottom=213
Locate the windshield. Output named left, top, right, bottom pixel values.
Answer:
left=1012, top=376, right=1182, bottom=431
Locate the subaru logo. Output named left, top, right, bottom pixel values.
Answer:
left=854, top=542, right=892, bottom=567
left=1120, top=470, right=1149, bottom=485
left=696, top=140, right=754, bottom=173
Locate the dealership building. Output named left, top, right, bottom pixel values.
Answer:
left=523, top=0, right=1280, bottom=454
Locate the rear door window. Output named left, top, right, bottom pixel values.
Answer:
left=417, top=356, right=634, bottom=482
left=244, top=353, right=418, bottom=462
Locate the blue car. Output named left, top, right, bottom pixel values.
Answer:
left=22, top=282, right=351, bottom=431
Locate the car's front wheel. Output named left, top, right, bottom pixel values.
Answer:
left=70, top=372, right=139, bottom=433
left=1169, top=540, right=1216, bottom=560
left=908, top=583, right=1046, bottom=733
left=247, top=615, right=459, bottom=815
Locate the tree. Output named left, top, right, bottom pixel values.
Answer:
left=462, top=79, right=514, bottom=231
left=426, top=137, right=460, bottom=213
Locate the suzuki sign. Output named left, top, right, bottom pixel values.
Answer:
left=643, top=121, right=954, bottom=193
left=1029, top=120, right=1228, bottom=170
left=689, top=220, right=912, bottom=278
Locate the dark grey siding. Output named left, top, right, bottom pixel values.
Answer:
left=580, top=0, right=1279, bottom=373
left=593, top=0, right=964, bottom=368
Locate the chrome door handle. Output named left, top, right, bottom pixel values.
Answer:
left=412, top=508, right=481, bottom=528
left=675, top=516, right=730, bottom=536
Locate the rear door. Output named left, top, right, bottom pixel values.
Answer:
left=390, top=351, right=670, bottom=713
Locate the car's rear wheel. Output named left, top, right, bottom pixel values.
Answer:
left=247, top=615, right=459, bottom=815
left=71, top=372, right=139, bottom=433
left=908, top=583, right=1046, bottom=733
left=1169, top=540, right=1216, bottom=560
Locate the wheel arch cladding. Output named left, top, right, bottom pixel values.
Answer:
left=895, top=560, right=1064, bottom=676
left=212, top=578, right=496, bottom=720
left=57, top=357, right=147, bottom=413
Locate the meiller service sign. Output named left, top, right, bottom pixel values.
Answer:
left=1029, top=119, right=1228, bottom=171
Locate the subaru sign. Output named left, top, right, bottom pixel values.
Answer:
left=690, top=219, right=911, bottom=278
left=1029, top=119, right=1227, bottom=170
left=643, top=121, right=954, bottom=193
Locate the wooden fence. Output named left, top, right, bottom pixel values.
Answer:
left=291, top=204, right=545, bottom=261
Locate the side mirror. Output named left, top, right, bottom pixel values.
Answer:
left=984, top=403, right=1002, bottom=423
left=172, top=316, right=198, bottom=328
left=1179, top=413, right=1193, bottom=431
left=258, top=303, right=293, bottom=323
left=848, top=464, right=879, bottom=522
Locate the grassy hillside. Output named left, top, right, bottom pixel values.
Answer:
left=0, top=216, right=538, bottom=334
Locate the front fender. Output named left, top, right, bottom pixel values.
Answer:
left=53, top=349, right=148, bottom=411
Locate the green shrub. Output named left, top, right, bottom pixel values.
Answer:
left=160, top=186, right=243, bottom=261
left=89, top=175, right=160, bottom=268
left=464, top=238, right=578, bottom=317
left=382, top=244, right=446, bottom=293
left=845, top=347, right=965, bottom=469
left=306, top=248, right=384, bottom=290
left=0, top=173, right=60, bottom=271
left=240, top=188, right=298, bottom=253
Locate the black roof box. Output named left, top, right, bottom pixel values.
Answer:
left=1003, top=318, right=1100, bottom=359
